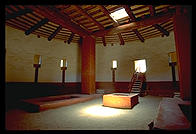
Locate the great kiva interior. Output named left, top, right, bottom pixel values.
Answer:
left=5, top=5, right=191, bottom=130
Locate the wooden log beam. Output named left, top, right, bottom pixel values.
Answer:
left=92, top=11, right=174, bottom=37
left=25, top=18, right=49, bottom=35
left=98, top=5, right=118, bottom=26
left=74, top=5, right=105, bottom=30
left=133, top=29, right=145, bottom=42
left=123, top=5, right=136, bottom=21
left=117, top=33, right=125, bottom=45
left=25, top=5, right=90, bottom=37
left=6, top=8, right=33, bottom=20
left=67, top=33, right=75, bottom=44
left=153, top=24, right=169, bottom=36
left=48, top=25, right=62, bottom=41
left=102, top=36, right=106, bottom=46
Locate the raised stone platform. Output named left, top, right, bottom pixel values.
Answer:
left=103, top=93, right=139, bottom=109
left=20, top=94, right=102, bottom=112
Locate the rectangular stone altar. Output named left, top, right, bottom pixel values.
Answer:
left=103, top=93, right=139, bottom=109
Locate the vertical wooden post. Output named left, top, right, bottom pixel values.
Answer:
left=81, top=36, right=96, bottom=94
left=33, top=64, right=41, bottom=83
left=62, top=69, right=65, bottom=83
left=61, top=67, right=67, bottom=84
left=169, top=62, right=176, bottom=82
left=173, top=6, right=191, bottom=100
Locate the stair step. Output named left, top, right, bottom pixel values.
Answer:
left=132, top=88, right=139, bottom=90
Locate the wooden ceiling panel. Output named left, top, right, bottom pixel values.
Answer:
left=6, top=5, right=177, bottom=45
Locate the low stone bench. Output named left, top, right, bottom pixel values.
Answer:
left=152, top=97, right=191, bottom=130
left=103, top=93, right=139, bottom=109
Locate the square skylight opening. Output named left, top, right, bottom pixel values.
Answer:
left=110, top=8, right=129, bottom=22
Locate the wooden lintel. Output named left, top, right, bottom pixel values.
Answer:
left=25, top=18, right=49, bottom=35
left=117, top=33, right=125, bottom=45
left=102, top=36, right=106, bottom=46
left=74, top=5, right=105, bottom=30
left=153, top=24, right=169, bottom=36
left=133, top=29, right=145, bottom=42
left=25, top=5, right=89, bottom=37
left=92, top=11, right=174, bottom=37
left=6, top=8, right=33, bottom=20
left=67, top=33, right=75, bottom=44
left=48, top=25, right=62, bottom=41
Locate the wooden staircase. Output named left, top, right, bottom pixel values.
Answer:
left=128, top=72, right=146, bottom=96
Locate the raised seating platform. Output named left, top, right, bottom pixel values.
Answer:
left=152, top=97, right=191, bottom=130
left=103, top=93, right=139, bottom=109
left=20, top=94, right=102, bottom=112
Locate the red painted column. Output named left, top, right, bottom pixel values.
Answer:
left=173, top=6, right=191, bottom=100
left=81, top=36, right=96, bottom=94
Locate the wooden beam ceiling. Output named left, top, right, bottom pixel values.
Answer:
left=48, top=25, right=62, bottom=41
left=25, top=18, right=49, bottom=35
left=153, top=24, right=169, bottom=36
left=67, top=33, right=75, bottom=44
left=123, top=5, right=145, bottom=42
left=92, top=11, right=174, bottom=37
left=74, top=5, right=105, bottom=30
left=6, top=8, right=33, bottom=20
left=117, top=33, right=125, bottom=45
left=148, top=5, right=170, bottom=37
left=25, top=5, right=90, bottom=37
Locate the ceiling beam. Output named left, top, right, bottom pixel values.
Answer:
left=25, top=18, right=49, bottom=35
left=92, top=11, right=174, bottom=37
left=74, top=5, right=105, bottom=30
left=6, top=8, right=33, bottom=20
left=25, top=5, right=90, bottom=37
left=98, top=5, right=118, bottom=26
left=102, top=36, right=106, bottom=46
left=123, top=5, right=144, bottom=42
left=133, top=29, right=145, bottom=42
left=48, top=25, right=62, bottom=41
left=67, top=33, right=75, bottom=44
left=123, top=5, right=136, bottom=21
left=117, top=33, right=125, bottom=45
left=153, top=24, right=169, bottom=36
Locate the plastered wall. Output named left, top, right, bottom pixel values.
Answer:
left=96, top=32, right=179, bottom=82
left=5, top=26, right=81, bottom=82
left=6, top=26, right=178, bottom=82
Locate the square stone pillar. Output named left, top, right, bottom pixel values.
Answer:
left=173, top=6, right=191, bottom=100
left=81, top=36, right=96, bottom=94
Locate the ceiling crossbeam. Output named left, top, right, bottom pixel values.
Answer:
left=25, top=18, right=49, bottom=35
left=117, top=33, right=125, bottom=45
left=133, top=29, right=145, bottom=42
left=48, top=25, right=62, bottom=41
left=153, top=24, right=169, bottom=36
left=74, top=5, right=105, bottom=30
left=124, top=5, right=144, bottom=42
left=6, top=8, right=33, bottom=20
left=26, top=5, right=90, bottom=37
left=67, top=33, right=75, bottom=44
left=92, top=11, right=174, bottom=37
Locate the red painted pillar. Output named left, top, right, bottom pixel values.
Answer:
left=81, top=36, right=96, bottom=94
left=173, top=6, right=191, bottom=100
